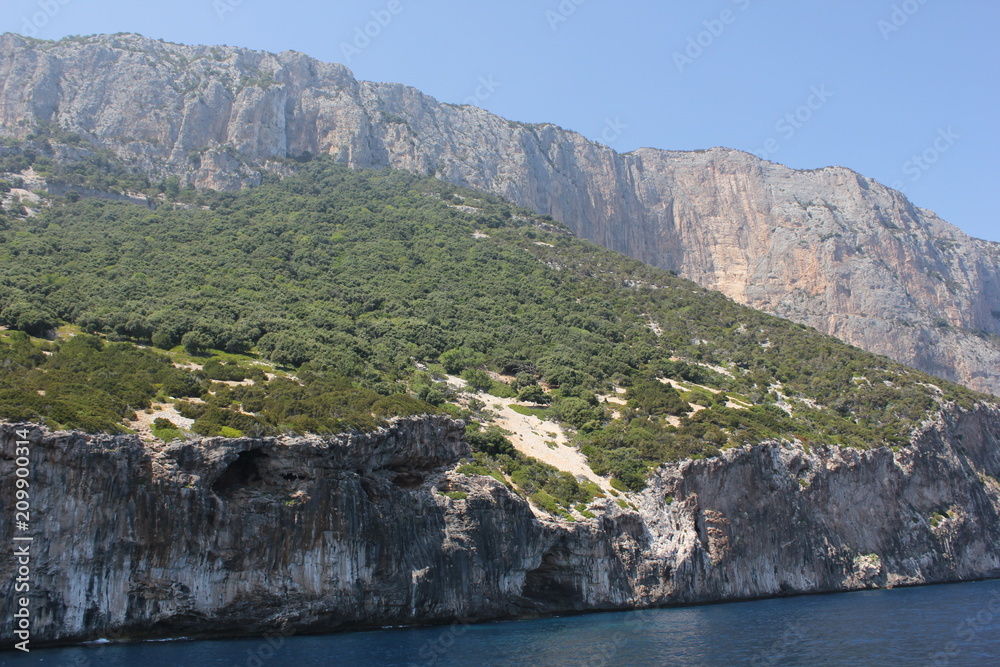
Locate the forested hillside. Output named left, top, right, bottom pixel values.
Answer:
left=4, top=33, right=999, bottom=397
left=0, top=160, right=985, bottom=496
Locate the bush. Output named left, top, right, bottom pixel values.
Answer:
left=160, top=371, right=201, bottom=398
left=181, top=330, right=212, bottom=356
left=151, top=427, right=184, bottom=442
left=487, top=381, right=517, bottom=399
left=513, top=372, right=537, bottom=390
left=551, top=397, right=601, bottom=428
left=517, top=383, right=549, bottom=404
left=467, top=425, right=516, bottom=457
left=439, top=347, right=482, bottom=375
left=151, top=331, right=174, bottom=350
left=626, top=380, right=688, bottom=416
left=202, top=358, right=249, bottom=382
left=152, top=417, right=177, bottom=430
left=529, top=490, right=561, bottom=514
left=1, top=301, right=58, bottom=337
left=462, top=368, right=493, bottom=392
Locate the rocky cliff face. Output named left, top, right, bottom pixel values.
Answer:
left=2, top=406, right=999, bottom=646
left=2, top=33, right=999, bottom=394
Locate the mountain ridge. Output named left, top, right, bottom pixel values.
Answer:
left=2, top=32, right=998, bottom=394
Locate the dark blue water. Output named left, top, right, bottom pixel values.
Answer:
left=4, top=580, right=999, bottom=666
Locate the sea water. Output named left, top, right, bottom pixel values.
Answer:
left=5, top=579, right=999, bottom=666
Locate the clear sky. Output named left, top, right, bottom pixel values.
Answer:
left=2, top=0, right=997, bottom=242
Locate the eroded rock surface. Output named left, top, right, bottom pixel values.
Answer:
left=2, top=407, right=999, bottom=646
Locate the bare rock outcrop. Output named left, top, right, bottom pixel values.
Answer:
left=1, top=33, right=999, bottom=393
left=2, top=405, right=999, bottom=646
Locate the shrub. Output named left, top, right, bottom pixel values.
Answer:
left=513, top=372, right=537, bottom=390
left=181, top=330, right=212, bottom=356
left=529, top=490, right=561, bottom=514
left=487, top=381, right=517, bottom=399
left=1, top=301, right=58, bottom=337
left=626, top=380, right=688, bottom=417
left=439, top=347, right=482, bottom=375
left=151, top=427, right=184, bottom=442
left=517, top=383, right=549, bottom=404
left=160, top=371, right=201, bottom=398
left=462, top=368, right=493, bottom=392
left=551, top=396, right=601, bottom=428
left=151, top=331, right=174, bottom=350
left=467, top=426, right=516, bottom=457
left=152, top=417, right=177, bottom=430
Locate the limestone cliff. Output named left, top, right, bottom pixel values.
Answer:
left=1, top=33, right=999, bottom=394
left=2, top=406, right=999, bottom=646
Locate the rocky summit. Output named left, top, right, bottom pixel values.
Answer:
left=1, top=33, right=998, bottom=395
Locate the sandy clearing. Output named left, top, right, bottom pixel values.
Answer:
left=448, top=376, right=613, bottom=494
left=174, top=362, right=204, bottom=372
left=127, top=403, right=194, bottom=443
left=664, top=378, right=721, bottom=395
left=597, top=390, right=627, bottom=420
left=213, top=379, right=255, bottom=387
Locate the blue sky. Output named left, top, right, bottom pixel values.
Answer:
left=2, top=0, right=997, bottom=242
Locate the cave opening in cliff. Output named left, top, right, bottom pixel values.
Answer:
left=522, top=547, right=583, bottom=607
left=211, top=449, right=267, bottom=498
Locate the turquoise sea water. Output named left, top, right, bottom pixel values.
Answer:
left=4, top=580, right=1000, bottom=666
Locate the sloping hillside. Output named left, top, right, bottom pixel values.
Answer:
left=2, top=33, right=998, bottom=394
left=0, top=161, right=987, bottom=505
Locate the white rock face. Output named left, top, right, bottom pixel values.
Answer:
left=2, top=405, right=1000, bottom=645
left=2, top=33, right=998, bottom=393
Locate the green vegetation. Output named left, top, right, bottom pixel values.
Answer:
left=461, top=425, right=603, bottom=515
left=509, top=404, right=551, bottom=419
left=0, top=331, right=195, bottom=433
left=0, top=158, right=989, bottom=500
left=0, top=331, right=437, bottom=436
left=2, top=125, right=154, bottom=196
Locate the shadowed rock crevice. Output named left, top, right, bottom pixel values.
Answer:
left=1, top=406, right=999, bottom=647
left=522, top=546, right=584, bottom=608
left=211, top=449, right=267, bottom=498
